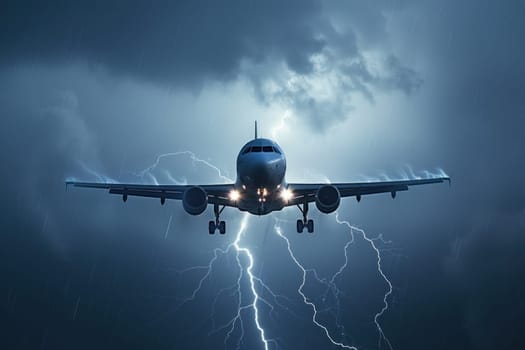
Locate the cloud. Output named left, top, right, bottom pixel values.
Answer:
left=0, top=0, right=422, bottom=131
left=0, top=0, right=324, bottom=83
left=445, top=210, right=525, bottom=350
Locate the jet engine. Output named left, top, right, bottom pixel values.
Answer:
left=182, top=186, right=208, bottom=215
left=315, top=185, right=340, bottom=213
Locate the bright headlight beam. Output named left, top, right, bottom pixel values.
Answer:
left=229, top=189, right=241, bottom=201
left=280, top=188, right=293, bottom=201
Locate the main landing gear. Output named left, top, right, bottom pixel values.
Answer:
left=296, top=202, right=314, bottom=233
left=209, top=204, right=226, bottom=234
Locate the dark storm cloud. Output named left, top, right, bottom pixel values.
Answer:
left=0, top=0, right=324, bottom=83
left=446, top=211, right=525, bottom=350
left=0, top=0, right=422, bottom=131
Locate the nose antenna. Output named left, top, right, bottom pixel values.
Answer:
left=254, top=120, right=258, bottom=139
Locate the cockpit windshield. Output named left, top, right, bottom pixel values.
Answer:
left=241, top=145, right=281, bottom=154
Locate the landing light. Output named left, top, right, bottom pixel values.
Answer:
left=229, top=189, right=241, bottom=201
left=280, top=188, right=293, bottom=201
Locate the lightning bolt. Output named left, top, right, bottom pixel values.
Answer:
left=175, top=213, right=286, bottom=350
left=224, top=214, right=271, bottom=350
left=269, top=97, right=397, bottom=347
left=333, top=213, right=394, bottom=350
left=133, top=151, right=232, bottom=184
left=273, top=222, right=358, bottom=350
left=271, top=110, right=292, bottom=141
left=272, top=211, right=394, bottom=350
left=234, top=214, right=270, bottom=349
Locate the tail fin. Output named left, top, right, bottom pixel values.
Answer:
left=254, top=120, right=258, bottom=139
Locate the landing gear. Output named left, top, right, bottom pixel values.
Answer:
left=208, top=221, right=226, bottom=234
left=307, top=219, right=314, bottom=233
left=297, top=219, right=314, bottom=233
left=296, top=219, right=303, bottom=233
left=296, top=202, right=314, bottom=233
left=209, top=204, right=226, bottom=234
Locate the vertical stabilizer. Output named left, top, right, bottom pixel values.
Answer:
left=255, top=120, right=258, bottom=139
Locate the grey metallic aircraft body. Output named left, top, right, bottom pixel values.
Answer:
left=67, top=122, right=449, bottom=234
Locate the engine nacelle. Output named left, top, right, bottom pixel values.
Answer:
left=315, top=185, right=340, bottom=214
left=182, top=186, right=208, bottom=215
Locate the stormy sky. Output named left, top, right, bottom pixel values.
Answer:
left=1, top=1, right=524, bottom=349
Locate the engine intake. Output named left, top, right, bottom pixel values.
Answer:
left=183, top=186, right=208, bottom=215
left=315, top=185, right=340, bottom=214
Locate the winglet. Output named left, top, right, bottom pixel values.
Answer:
left=254, top=120, right=258, bottom=139
left=65, top=179, right=75, bottom=191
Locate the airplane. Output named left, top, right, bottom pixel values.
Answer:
left=66, top=121, right=450, bottom=234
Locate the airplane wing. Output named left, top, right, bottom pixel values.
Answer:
left=284, top=177, right=450, bottom=206
left=65, top=181, right=236, bottom=207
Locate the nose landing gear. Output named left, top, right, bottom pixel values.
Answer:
left=209, top=204, right=226, bottom=234
left=296, top=202, right=314, bottom=233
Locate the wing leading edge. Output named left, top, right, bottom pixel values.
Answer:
left=284, top=177, right=450, bottom=206
left=67, top=176, right=449, bottom=208
left=65, top=181, right=236, bottom=207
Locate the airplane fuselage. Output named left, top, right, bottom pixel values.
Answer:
left=235, top=138, right=287, bottom=215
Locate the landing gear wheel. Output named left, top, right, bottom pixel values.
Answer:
left=307, top=219, right=314, bottom=233
left=208, top=221, right=216, bottom=234
left=218, top=221, right=226, bottom=234
left=297, top=201, right=312, bottom=234
left=297, top=219, right=304, bottom=233
left=210, top=204, right=226, bottom=235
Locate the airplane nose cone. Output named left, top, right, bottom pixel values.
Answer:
left=250, top=162, right=272, bottom=183
left=240, top=157, right=274, bottom=188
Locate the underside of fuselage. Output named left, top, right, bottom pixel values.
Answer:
left=237, top=194, right=286, bottom=215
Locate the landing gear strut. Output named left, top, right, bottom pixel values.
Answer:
left=209, top=204, right=226, bottom=234
left=296, top=201, right=314, bottom=233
